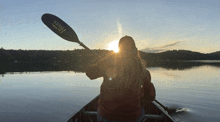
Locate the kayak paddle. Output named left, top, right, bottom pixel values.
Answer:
left=42, top=13, right=95, bottom=52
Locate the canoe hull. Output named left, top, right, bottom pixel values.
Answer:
left=65, top=95, right=175, bottom=122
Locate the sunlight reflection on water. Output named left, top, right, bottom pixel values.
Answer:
left=0, top=65, right=220, bottom=122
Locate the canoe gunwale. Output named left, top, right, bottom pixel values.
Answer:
left=65, top=95, right=176, bottom=122
left=151, top=101, right=176, bottom=121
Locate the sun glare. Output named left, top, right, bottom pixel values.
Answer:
left=108, top=40, right=119, bottom=53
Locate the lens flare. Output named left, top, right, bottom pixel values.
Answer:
left=108, top=40, right=119, bottom=53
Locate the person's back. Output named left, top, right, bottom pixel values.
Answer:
left=86, top=36, right=156, bottom=122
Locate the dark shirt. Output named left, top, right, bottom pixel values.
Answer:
left=86, top=63, right=155, bottom=121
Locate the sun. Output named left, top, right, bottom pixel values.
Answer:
left=108, top=40, right=119, bottom=53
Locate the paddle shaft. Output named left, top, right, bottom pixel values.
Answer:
left=78, top=41, right=102, bottom=59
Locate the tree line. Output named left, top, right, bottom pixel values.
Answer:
left=0, top=48, right=219, bottom=74
left=0, top=48, right=111, bottom=74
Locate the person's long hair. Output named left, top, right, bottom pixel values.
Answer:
left=99, top=36, right=146, bottom=101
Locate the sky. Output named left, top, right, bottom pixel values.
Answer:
left=1, top=0, right=220, bottom=53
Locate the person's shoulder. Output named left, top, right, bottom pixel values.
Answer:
left=142, top=67, right=151, bottom=81
left=143, top=67, right=150, bottom=75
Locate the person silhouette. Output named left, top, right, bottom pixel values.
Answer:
left=86, top=36, right=156, bottom=122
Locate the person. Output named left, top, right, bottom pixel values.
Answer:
left=86, top=36, right=156, bottom=122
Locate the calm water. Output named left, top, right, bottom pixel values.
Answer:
left=0, top=65, right=219, bottom=122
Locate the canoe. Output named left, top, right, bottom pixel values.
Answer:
left=65, top=95, right=175, bottom=122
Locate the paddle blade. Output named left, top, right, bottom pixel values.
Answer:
left=41, top=13, right=79, bottom=43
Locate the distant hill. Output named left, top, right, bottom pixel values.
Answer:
left=208, top=51, right=220, bottom=55
left=139, top=50, right=220, bottom=60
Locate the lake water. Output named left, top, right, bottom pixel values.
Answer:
left=0, top=64, right=219, bottom=122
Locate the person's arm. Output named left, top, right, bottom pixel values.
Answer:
left=85, top=63, right=104, bottom=80
left=86, top=53, right=114, bottom=80
left=143, top=70, right=156, bottom=101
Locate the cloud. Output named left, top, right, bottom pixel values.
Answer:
left=117, top=19, right=123, bottom=37
left=91, top=19, right=123, bottom=49
left=140, top=47, right=165, bottom=53
left=160, top=41, right=180, bottom=48
left=140, top=41, right=181, bottom=53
